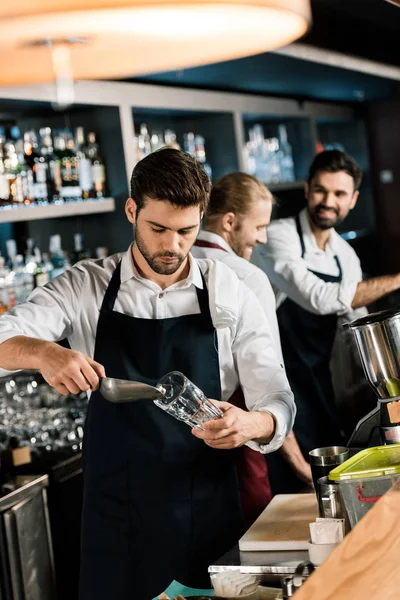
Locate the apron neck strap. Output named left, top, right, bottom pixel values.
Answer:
left=196, top=269, right=212, bottom=320
left=100, top=260, right=122, bottom=313
left=295, top=214, right=306, bottom=258
left=296, top=213, right=343, bottom=277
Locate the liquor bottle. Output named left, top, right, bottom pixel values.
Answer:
left=87, top=132, right=106, bottom=198
left=14, top=136, right=34, bottom=203
left=25, top=239, right=49, bottom=288
left=3, top=131, right=25, bottom=204
left=194, top=135, right=212, bottom=179
left=95, top=247, right=108, bottom=259
left=71, top=233, right=91, bottom=265
left=41, top=253, right=54, bottom=282
left=75, top=127, right=92, bottom=199
left=0, top=256, right=9, bottom=314
left=0, top=134, right=10, bottom=205
left=164, top=129, right=179, bottom=149
left=29, top=129, right=49, bottom=202
left=39, top=127, right=61, bottom=200
left=150, top=130, right=165, bottom=152
left=278, top=124, right=295, bottom=183
left=183, top=132, right=196, bottom=156
left=14, top=254, right=34, bottom=303
left=137, top=123, right=152, bottom=158
left=49, top=234, right=66, bottom=279
left=55, top=132, right=82, bottom=201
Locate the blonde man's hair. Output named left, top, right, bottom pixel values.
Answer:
left=205, top=172, right=273, bottom=221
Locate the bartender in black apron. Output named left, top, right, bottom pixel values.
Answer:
left=267, top=214, right=346, bottom=494
left=79, top=260, right=242, bottom=600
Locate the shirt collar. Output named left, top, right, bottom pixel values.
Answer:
left=197, top=229, right=235, bottom=254
left=120, top=243, right=203, bottom=290
left=299, top=208, right=338, bottom=255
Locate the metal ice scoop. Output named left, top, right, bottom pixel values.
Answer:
left=100, top=377, right=167, bottom=403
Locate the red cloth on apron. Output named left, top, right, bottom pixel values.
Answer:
left=229, top=388, right=272, bottom=530
left=194, top=239, right=272, bottom=526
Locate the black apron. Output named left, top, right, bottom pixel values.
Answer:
left=79, top=261, right=242, bottom=600
left=267, top=215, right=346, bottom=494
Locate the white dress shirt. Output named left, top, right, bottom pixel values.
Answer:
left=252, top=208, right=366, bottom=318
left=191, top=229, right=284, bottom=366
left=0, top=245, right=295, bottom=454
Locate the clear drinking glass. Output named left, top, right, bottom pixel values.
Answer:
left=155, top=371, right=223, bottom=429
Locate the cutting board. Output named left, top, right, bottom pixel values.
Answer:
left=239, top=493, right=319, bottom=551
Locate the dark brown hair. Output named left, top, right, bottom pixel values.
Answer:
left=308, top=150, right=363, bottom=190
left=130, top=148, right=211, bottom=214
left=206, top=172, right=273, bottom=221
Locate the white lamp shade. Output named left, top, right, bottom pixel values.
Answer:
left=0, top=0, right=312, bottom=85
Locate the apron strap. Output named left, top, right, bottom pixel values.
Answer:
left=295, top=213, right=343, bottom=280
left=196, top=269, right=212, bottom=320
left=295, top=214, right=306, bottom=258
left=100, top=260, right=122, bottom=313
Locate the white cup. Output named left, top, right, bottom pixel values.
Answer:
left=308, top=540, right=340, bottom=566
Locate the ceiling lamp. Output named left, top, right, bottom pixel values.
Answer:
left=0, top=1, right=312, bottom=86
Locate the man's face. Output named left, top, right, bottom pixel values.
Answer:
left=306, top=170, right=359, bottom=231
left=127, top=196, right=201, bottom=275
left=229, top=197, right=272, bottom=261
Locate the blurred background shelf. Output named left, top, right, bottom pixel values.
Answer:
left=0, top=198, right=115, bottom=224
left=269, top=180, right=305, bottom=192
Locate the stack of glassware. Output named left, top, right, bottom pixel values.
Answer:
left=133, top=122, right=213, bottom=179
left=243, top=123, right=296, bottom=185
left=0, top=372, right=88, bottom=461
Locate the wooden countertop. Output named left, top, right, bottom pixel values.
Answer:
left=294, top=480, right=400, bottom=600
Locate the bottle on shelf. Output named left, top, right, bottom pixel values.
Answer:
left=0, top=134, right=10, bottom=205
left=95, top=247, right=108, bottom=259
left=278, top=124, right=295, bottom=183
left=49, top=234, right=67, bottom=279
left=75, top=127, right=93, bottom=200
left=3, top=129, right=26, bottom=205
left=71, top=233, right=91, bottom=265
left=13, top=254, right=34, bottom=304
left=41, top=253, right=54, bottom=281
left=244, top=123, right=296, bottom=185
left=87, top=132, right=106, bottom=198
left=39, top=127, right=61, bottom=201
left=0, top=256, right=10, bottom=314
left=54, top=131, right=82, bottom=201
left=25, top=239, right=49, bottom=288
left=183, top=132, right=196, bottom=157
left=193, top=135, right=212, bottom=179
left=29, top=129, right=51, bottom=202
left=164, top=129, right=179, bottom=149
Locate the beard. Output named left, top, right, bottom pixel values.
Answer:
left=309, top=204, right=344, bottom=230
left=135, top=226, right=187, bottom=275
left=229, top=222, right=253, bottom=260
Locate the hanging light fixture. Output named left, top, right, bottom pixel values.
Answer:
left=0, top=1, right=312, bottom=86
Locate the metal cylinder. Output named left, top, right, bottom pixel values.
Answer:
left=344, top=308, right=400, bottom=400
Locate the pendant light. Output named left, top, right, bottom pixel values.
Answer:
left=0, top=1, right=312, bottom=86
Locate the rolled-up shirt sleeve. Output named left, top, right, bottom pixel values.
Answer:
left=232, top=283, right=296, bottom=453
left=257, top=223, right=360, bottom=316
left=0, top=267, right=86, bottom=376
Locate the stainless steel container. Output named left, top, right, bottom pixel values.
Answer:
left=344, top=308, right=400, bottom=400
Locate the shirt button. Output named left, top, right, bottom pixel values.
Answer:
left=159, top=293, right=164, bottom=299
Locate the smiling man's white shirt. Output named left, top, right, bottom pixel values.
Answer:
left=0, top=245, right=295, bottom=453
left=252, top=207, right=366, bottom=319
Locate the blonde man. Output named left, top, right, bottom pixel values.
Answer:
left=192, top=172, right=312, bottom=510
